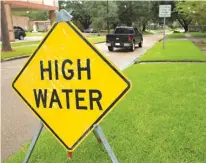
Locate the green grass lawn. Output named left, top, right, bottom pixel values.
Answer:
left=143, top=31, right=153, bottom=35
left=4, top=63, right=206, bottom=163
left=10, top=41, right=39, bottom=47
left=1, top=36, right=105, bottom=59
left=1, top=41, right=40, bottom=59
left=0, top=41, right=40, bottom=48
left=87, top=35, right=105, bottom=38
left=167, top=32, right=206, bottom=39
left=138, top=40, right=206, bottom=62
left=1, top=46, right=38, bottom=59
left=151, top=29, right=164, bottom=33
left=166, top=33, right=185, bottom=38
left=88, top=36, right=105, bottom=43
left=26, top=32, right=46, bottom=37
left=190, top=32, right=206, bottom=37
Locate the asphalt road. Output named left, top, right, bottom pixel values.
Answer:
left=1, top=34, right=162, bottom=160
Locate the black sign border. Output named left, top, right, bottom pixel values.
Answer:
left=12, top=21, right=131, bottom=151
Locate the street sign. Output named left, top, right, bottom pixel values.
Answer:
left=159, top=5, right=171, bottom=18
left=12, top=21, right=131, bottom=151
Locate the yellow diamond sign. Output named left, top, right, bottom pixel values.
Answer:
left=12, top=22, right=131, bottom=151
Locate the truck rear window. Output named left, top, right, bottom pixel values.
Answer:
left=115, top=28, right=134, bottom=34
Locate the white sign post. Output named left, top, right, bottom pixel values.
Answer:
left=159, top=5, right=171, bottom=49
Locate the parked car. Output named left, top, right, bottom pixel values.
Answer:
left=83, top=28, right=96, bottom=33
left=106, top=26, right=143, bottom=51
left=14, top=26, right=26, bottom=40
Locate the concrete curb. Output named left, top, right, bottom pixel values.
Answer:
left=93, top=41, right=106, bottom=44
left=1, top=41, right=106, bottom=63
left=1, top=55, right=30, bottom=62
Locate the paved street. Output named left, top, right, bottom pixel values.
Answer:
left=1, top=34, right=161, bottom=160
left=24, top=36, right=43, bottom=42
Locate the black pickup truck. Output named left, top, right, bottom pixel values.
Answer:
left=106, top=26, right=143, bottom=51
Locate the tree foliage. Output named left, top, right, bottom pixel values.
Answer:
left=59, top=1, right=118, bottom=32
left=174, top=2, right=193, bottom=32
left=117, top=1, right=160, bottom=31
left=173, top=1, right=206, bottom=32
left=59, top=1, right=92, bottom=30
left=88, top=1, right=118, bottom=32
left=176, top=1, right=206, bottom=25
left=13, top=11, right=49, bottom=21
left=58, top=0, right=206, bottom=33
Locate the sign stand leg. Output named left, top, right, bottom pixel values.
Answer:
left=93, top=127, right=102, bottom=143
left=23, top=122, right=44, bottom=163
left=93, top=125, right=119, bottom=163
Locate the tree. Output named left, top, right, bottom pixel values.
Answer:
left=92, top=17, right=105, bottom=35
left=13, top=11, right=49, bottom=21
left=59, top=1, right=92, bottom=30
left=133, top=1, right=157, bottom=31
left=59, top=1, right=118, bottom=32
left=116, top=1, right=161, bottom=31
left=176, top=1, right=206, bottom=29
left=88, top=1, right=118, bottom=32
left=192, top=2, right=206, bottom=31
left=171, top=1, right=206, bottom=32
left=87, top=1, right=107, bottom=34
left=172, top=1, right=193, bottom=32
left=117, top=1, right=137, bottom=26
left=194, top=2, right=206, bottom=25
left=1, top=1, right=12, bottom=52
left=106, top=1, right=118, bottom=31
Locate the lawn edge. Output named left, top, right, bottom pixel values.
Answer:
left=1, top=54, right=30, bottom=62
left=1, top=41, right=106, bottom=62
left=135, top=60, right=206, bottom=64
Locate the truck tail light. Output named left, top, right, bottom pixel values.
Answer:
left=128, top=36, right=132, bottom=41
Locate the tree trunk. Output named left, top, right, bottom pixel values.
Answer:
left=176, top=15, right=191, bottom=33
left=80, top=20, right=90, bottom=30
left=142, top=23, right=146, bottom=32
left=1, top=1, right=12, bottom=51
left=183, top=25, right=189, bottom=33
left=97, top=30, right=100, bottom=36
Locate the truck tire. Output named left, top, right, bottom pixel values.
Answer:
left=108, top=46, right=114, bottom=51
left=130, top=42, right=135, bottom=51
left=19, top=35, right=24, bottom=40
left=139, top=41, right=142, bottom=47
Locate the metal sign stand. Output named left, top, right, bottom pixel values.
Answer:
left=159, top=5, right=171, bottom=49
left=22, top=9, right=119, bottom=163
left=23, top=122, right=119, bottom=163
left=93, top=125, right=119, bottom=163
left=23, top=122, right=44, bottom=163
left=163, top=17, right=166, bottom=49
